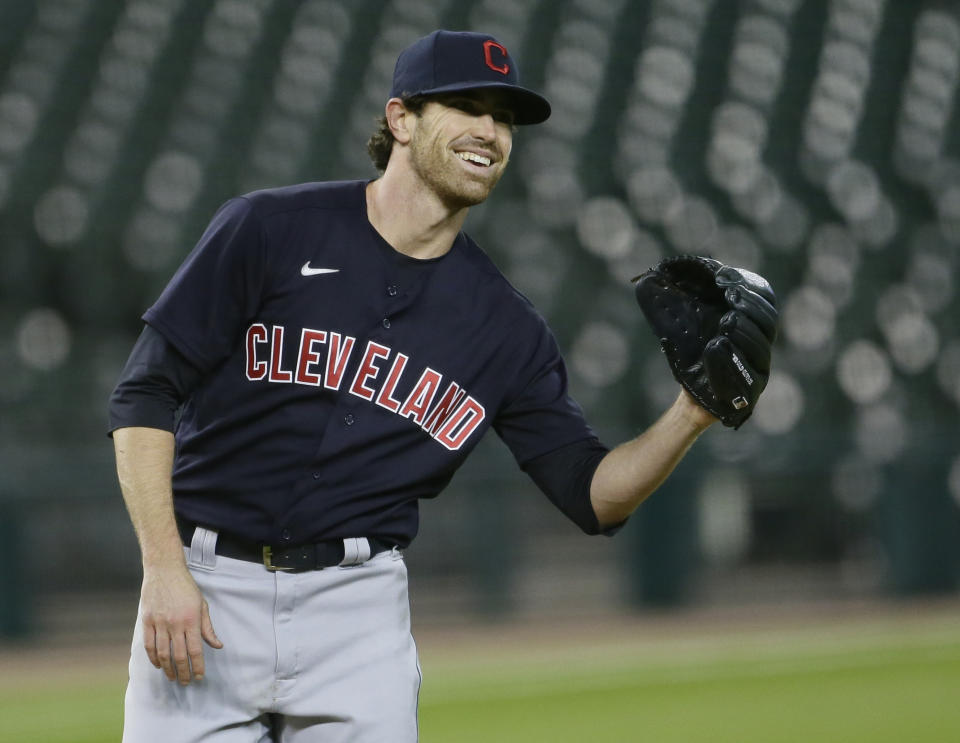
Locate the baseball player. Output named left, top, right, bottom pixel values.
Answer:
left=109, top=29, right=776, bottom=742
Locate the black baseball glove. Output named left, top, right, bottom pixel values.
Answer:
left=633, top=255, right=778, bottom=428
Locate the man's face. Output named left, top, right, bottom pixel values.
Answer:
left=406, top=90, right=515, bottom=210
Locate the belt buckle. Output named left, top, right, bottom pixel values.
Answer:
left=262, top=545, right=294, bottom=572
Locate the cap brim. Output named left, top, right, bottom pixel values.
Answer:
left=416, top=81, right=551, bottom=125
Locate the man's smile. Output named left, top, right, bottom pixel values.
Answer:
left=455, top=151, right=492, bottom=167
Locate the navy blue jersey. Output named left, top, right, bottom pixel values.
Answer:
left=143, top=180, right=597, bottom=547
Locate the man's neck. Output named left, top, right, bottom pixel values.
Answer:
left=366, top=172, right=469, bottom=260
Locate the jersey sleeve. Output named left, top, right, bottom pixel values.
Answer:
left=142, top=196, right=267, bottom=372
left=107, top=324, right=204, bottom=435
left=522, top=437, right=613, bottom=535
left=492, top=316, right=599, bottom=465
left=493, top=317, right=617, bottom=533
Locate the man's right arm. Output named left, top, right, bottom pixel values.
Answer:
left=109, top=325, right=221, bottom=685
left=113, top=426, right=222, bottom=685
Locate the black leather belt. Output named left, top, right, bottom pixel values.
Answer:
left=176, top=516, right=393, bottom=572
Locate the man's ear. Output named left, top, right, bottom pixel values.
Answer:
left=385, top=98, right=414, bottom=145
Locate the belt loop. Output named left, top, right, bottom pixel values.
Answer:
left=189, top=526, right=218, bottom=569
left=340, top=537, right=371, bottom=566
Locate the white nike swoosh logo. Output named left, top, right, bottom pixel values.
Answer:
left=301, top=262, right=340, bottom=276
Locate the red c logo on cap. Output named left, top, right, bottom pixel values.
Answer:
left=483, top=40, right=510, bottom=75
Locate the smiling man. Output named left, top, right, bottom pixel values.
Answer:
left=109, top=30, right=722, bottom=742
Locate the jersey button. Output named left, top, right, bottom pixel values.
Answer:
left=280, top=529, right=292, bottom=542
left=382, top=317, right=391, bottom=329
left=344, top=413, right=355, bottom=425
left=387, top=285, right=398, bottom=297
left=312, top=472, right=321, bottom=480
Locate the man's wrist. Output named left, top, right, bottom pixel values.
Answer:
left=675, top=389, right=718, bottom=433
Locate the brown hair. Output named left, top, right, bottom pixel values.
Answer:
left=366, top=95, right=428, bottom=173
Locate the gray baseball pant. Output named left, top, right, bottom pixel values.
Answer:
left=122, top=527, right=421, bottom=742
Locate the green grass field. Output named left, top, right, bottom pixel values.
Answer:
left=2, top=607, right=959, bottom=742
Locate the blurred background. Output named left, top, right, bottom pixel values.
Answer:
left=1, top=0, right=959, bottom=645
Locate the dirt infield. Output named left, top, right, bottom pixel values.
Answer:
left=4, top=593, right=958, bottom=692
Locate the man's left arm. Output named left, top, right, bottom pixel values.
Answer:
left=590, top=389, right=715, bottom=529
left=589, top=255, right=780, bottom=528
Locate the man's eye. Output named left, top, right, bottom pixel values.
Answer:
left=445, top=98, right=513, bottom=124
left=450, top=99, right=478, bottom=114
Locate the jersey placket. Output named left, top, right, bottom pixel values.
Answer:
left=290, top=273, right=421, bottom=508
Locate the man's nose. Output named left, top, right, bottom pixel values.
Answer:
left=472, top=112, right=497, bottom=139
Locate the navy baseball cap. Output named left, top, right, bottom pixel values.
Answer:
left=389, top=30, right=551, bottom=125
